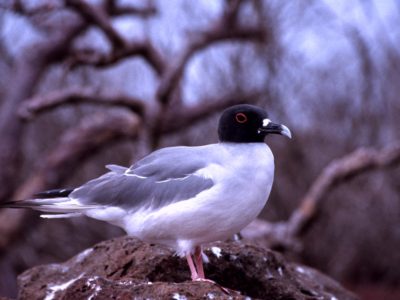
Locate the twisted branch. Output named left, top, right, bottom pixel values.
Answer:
left=0, top=112, right=141, bottom=251
left=68, top=41, right=165, bottom=75
left=160, top=91, right=265, bottom=135
left=65, top=0, right=126, bottom=48
left=64, top=0, right=163, bottom=73
left=18, top=87, right=146, bottom=120
left=287, top=142, right=400, bottom=236
left=156, top=0, right=265, bottom=105
left=242, top=142, right=400, bottom=251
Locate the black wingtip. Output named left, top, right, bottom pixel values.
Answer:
left=0, top=188, right=74, bottom=209
left=34, top=188, right=74, bottom=198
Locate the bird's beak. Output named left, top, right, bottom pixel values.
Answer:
left=259, top=119, right=292, bottom=139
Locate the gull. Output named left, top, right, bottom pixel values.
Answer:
left=2, top=104, right=291, bottom=283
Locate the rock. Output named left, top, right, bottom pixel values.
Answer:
left=17, top=236, right=357, bottom=300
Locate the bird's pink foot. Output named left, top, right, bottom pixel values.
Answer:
left=193, top=277, right=240, bottom=295
left=193, top=277, right=217, bottom=284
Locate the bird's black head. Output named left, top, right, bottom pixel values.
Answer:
left=218, top=104, right=292, bottom=143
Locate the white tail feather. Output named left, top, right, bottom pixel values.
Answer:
left=26, top=197, right=98, bottom=213
left=40, top=212, right=83, bottom=219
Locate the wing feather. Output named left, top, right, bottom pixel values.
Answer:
left=71, top=146, right=215, bottom=210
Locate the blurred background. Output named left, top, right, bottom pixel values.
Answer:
left=0, top=0, right=399, bottom=299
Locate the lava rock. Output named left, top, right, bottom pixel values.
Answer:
left=17, top=236, right=357, bottom=299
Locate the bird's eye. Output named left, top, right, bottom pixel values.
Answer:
left=235, top=113, right=248, bottom=123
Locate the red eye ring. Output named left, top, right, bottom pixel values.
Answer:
left=235, top=113, right=248, bottom=123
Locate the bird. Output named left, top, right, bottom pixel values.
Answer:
left=1, top=104, right=291, bottom=283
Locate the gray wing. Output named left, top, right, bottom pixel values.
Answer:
left=129, top=146, right=211, bottom=179
left=70, top=146, right=214, bottom=211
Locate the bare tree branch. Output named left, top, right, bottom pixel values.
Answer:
left=18, top=87, right=146, bottom=120
left=17, top=111, right=141, bottom=195
left=64, top=0, right=163, bottom=73
left=68, top=41, right=165, bottom=75
left=150, top=0, right=265, bottom=148
left=287, top=142, right=400, bottom=236
left=242, top=142, right=400, bottom=251
left=1, top=0, right=63, bottom=16
left=0, top=14, right=86, bottom=202
left=159, top=91, right=265, bottom=135
left=0, top=111, right=141, bottom=252
left=65, top=0, right=126, bottom=48
left=156, top=15, right=265, bottom=105
left=64, top=0, right=159, bottom=57
left=105, top=0, right=157, bottom=17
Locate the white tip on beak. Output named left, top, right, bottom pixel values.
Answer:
left=280, top=124, right=292, bottom=139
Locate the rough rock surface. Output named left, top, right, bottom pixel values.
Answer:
left=17, top=236, right=357, bottom=299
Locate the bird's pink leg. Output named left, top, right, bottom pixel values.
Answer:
left=193, top=246, right=216, bottom=284
left=186, top=253, right=199, bottom=280
left=187, top=248, right=239, bottom=295
left=186, top=247, right=210, bottom=282
left=194, top=246, right=205, bottom=279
